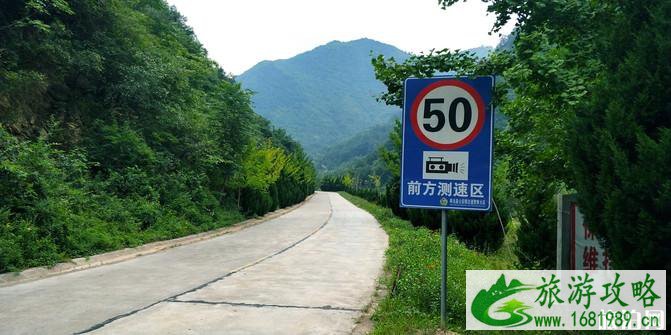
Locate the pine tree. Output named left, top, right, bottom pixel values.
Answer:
left=571, top=1, right=671, bottom=270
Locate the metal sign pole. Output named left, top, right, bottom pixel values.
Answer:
left=441, top=209, right=447, bottom=328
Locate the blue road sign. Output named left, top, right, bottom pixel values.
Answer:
left=400, top=76, right=494, bottom=211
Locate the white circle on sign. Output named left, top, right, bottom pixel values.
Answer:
left=415, top=85, right=480, bottom=146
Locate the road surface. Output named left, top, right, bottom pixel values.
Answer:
left=0, top=192, right=388, bottom=334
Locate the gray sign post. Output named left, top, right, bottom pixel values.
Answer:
left=440, top=210, right=447, bottom=327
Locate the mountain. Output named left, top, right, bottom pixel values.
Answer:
left=237, top=38, right=408, bottom=156
left=314, top=121, right=392, bottom=172
left=467, top=45, right=493, bottom=58
left=313, top=44, right=497, bottom=176
left=238, top=39, right=499, bottom=178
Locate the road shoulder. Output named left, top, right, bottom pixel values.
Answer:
left=0, top=194, right=314, bottom=288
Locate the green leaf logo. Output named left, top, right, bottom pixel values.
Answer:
left=471, top=274, right=535, bottom=327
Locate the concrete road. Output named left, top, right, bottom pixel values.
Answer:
left=0, top=192, right=388, bottom=335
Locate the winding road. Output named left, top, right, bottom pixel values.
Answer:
left=0, top=192, right=388, bottom=335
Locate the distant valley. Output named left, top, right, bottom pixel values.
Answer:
left=237, top=38, right=494, bottom=175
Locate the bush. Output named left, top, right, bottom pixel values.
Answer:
left=239, top=187, right=277, bottom=217
left=320, top=175, right=385, bottom=205
left=320, top=175, right=346, bottom=192
left=86, top=122, right=157, bottom=171
left=570, top=1, right=671, bottom=270
left=0, top=128, right=247, bottom=273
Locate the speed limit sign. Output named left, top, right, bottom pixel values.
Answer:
left=411, top=80, right=486, bottom=150
left=400, top=76, right=494, bottom=210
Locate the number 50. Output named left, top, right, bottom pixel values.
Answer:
left=422, top=98, right=472, bottom=133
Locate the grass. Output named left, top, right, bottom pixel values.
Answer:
left=340, top=193, right=657, bottom=335
left=340, top=192, right=515, bottom=334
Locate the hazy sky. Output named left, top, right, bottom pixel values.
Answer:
left=166, top=0, right=514, bottom=75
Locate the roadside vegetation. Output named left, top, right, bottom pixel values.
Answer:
left=341, top=193, right=516, bottom=334
left=342, top=194, right=659, bottom=335
left=0, top=0, right=315, bottom=273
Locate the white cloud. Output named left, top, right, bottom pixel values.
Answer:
left=166, top=0, right=514, bottom=75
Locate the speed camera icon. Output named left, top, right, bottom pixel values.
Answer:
left=425, top=157, right=459, bottom=174
left=422, top=151, right=468, bottom=180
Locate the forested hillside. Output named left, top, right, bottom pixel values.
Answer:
left=0, top=0, right=315, bottom=273
left=237, top=38, right=407, bottom=155
left=314, top=122, right=391, bottom=172
left=315, top=122, right=393, bottom=189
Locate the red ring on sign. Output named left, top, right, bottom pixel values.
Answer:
left=410, top=79, right=486, bottom=150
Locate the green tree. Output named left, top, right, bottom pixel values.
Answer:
left=570, top=1, right=671, bottom=270
left=0, top=0, right=315, bottom=272
left=431, top=0, right=669, bottom=269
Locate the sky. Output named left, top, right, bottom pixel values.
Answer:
left=166, top=0, right=515, bottom=75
